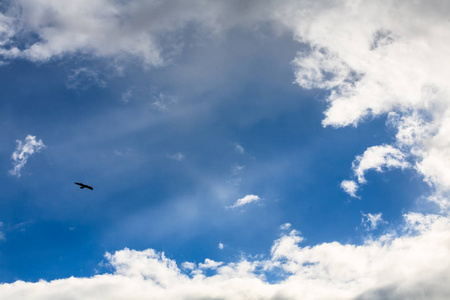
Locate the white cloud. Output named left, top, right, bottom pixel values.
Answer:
left=151, top=93, right=176, bottom=111
left=292, top=46, right=355, bottom=91
left=1, top=1, right=450, bottom=298
left=1, top=214, right=450, bottom=299
left=218, top=243, right=224, bottom=250
left=280, top=1, right=450, bottom=128
left=340, top=145, right=409, bottom=197
left=352, top=145, right=409, bottom=184
left=227, top=194, right=261, bottom=209
left=181, top=261, right=196, bottom=270
left=361, top=212, right=387, bottom=231
left=198, top=259, right=223, bottom=270
left=275, top=0, right=450, bottom=206
left=231, top=164, right=245, bottom=175
left=9, top=135, right=46, bottom=177
left=167, top=152, right=184, bottom=162
left=0, top=222, right=4, bottom=241
left=341, top=180, right=359, bottom=198
left=234, top=143, right=245, bottom=154
left=120, top=88, right=134, bottom=104
left=280, top=223, right=292, bottom=230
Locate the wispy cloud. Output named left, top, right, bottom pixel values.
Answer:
left=9, top=135, right=46, bottom=177
left=167, top=152, right=184, bottom=161
left=66, top=68, right=106, bottom=90
left=361, top=212, right=387, bottom=231
left=227, top=194, right=261, bottom=209
left=0, top=222, right=4, bottom=241
left=231, top=164, right=245, bottom=175
left=114, top=148, right=133, bottom=157
left=120, top=88, right=134, bottom=104
left=151, top=93, right=176, bottom=111
left=234, top=143, right=245, bottom=154
left=279, top=223, right=292, bottom=230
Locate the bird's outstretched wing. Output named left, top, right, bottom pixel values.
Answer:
left=74, top=182, right=94, bottom=190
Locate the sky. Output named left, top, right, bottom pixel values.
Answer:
left=0, top=0, right=450, bottom=299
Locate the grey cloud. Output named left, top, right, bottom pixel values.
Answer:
left=0, top=0, right=281, bottom=66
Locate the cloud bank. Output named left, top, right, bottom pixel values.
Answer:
left=0, top=214, right=449, bottom=299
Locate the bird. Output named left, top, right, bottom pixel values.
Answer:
left=74, top=182, right=93, bottom=190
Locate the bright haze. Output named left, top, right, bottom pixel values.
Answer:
left=0, top=1, right=450, bottom=299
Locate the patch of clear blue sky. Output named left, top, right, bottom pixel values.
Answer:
left=0, top=26, right=430, bottom=282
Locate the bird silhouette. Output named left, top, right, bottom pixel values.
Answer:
left=74, top=182, right=93, bottom=190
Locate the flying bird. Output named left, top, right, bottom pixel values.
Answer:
left=74, top=182, right=93, bottom=190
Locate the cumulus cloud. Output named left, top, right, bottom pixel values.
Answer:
left=281, top=0, right=450, bottom=126
left=361, top=212, right=387, bottom=231
left=340, top=145, right=409, bottom=195
left=218, top=243, right=224, bottom=250
left=198, top=259, right=223, bottom=270
left=352, top=145, right=410, bottom=184
left=275, top=0, right=450, bottom=207
left=1, top=215, right=450, bottom=299
left=9, top=135, right=46, bottom=177
left=227, top=194, right=261, bottom=209
left=341, top=180, right=359, bottom=198
left=181, top=261, right=196, bottom=271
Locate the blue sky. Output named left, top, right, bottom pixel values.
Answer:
left=0, top=1, right=449, bottom=299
